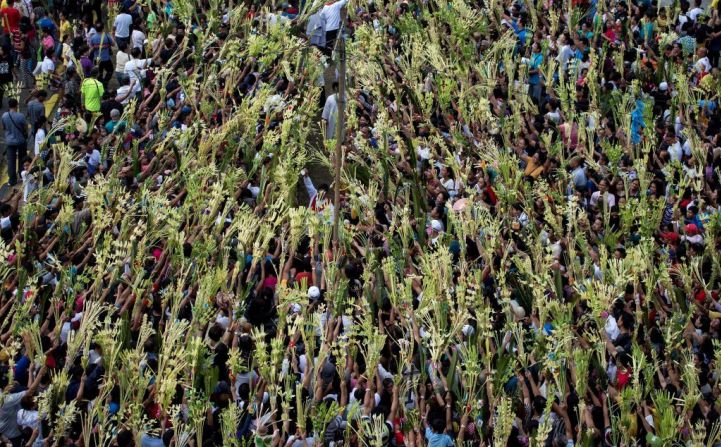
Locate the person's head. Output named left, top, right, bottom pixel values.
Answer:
left=110, top=109, right=121, bottom=121
left=131, top=47, right=142, bottom=59
left=20, top=394, right=36, bottom=411
left=317, top=183, right=329, bottom=199
left=90, top=67, right=100, bottom=79
left=95, top=22, right=104, bottom=32
left=118, top=40, right=128, bottom=53
left=208, top=324, right=224, bottom=342
left=8, top=98, right=18, bottom=109
left=430, top=418, right=445, bottom=434
left=116, top=429, right=134, bottom=447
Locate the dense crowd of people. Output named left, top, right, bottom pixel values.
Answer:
left=0, top=0, right=720, bottom=445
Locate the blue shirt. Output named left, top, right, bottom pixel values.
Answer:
left=517, top=28, right=529, bottom=47
left=1, top=111, right=27, bottom=145
left=37, top=17, right=56, bottom=35
left=425, top=427, right=454, bottom=447
left=528, top=53, right=542, bottom=85
left=91, top=32, right=114, bottom=62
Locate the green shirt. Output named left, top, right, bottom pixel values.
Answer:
left=81, top=78, right=104, bottom=112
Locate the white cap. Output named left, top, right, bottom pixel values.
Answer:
left=462, top=325, right=475, bottom=337
left=659, top=81, right=668, bottom=91
left=308, top=286, right=321, bottom=300
left=289, top=303, right=302, bottom=314
left=431, top=219, right=444, bottom=232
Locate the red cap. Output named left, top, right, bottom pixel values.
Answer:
left=685, top=224, right=699, bottom=235
left=660, top=232, right=679, bottom=244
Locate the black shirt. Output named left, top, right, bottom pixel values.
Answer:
left=100, top=99, right=124, bottom=122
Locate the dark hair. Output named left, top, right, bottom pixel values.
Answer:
left=116, top=430, right=134, bottom=447
left=8, top=98, right=18, bottom=108
left=208, top=324, right=224, bottom=342
left=430, top=418, right=445, bottom=433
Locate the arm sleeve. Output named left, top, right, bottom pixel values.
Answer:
left=303, top=175, right=317, bottom=201
left=5, top=391, right=27, bottom=406
left=322, top=97, right=332, bottom=121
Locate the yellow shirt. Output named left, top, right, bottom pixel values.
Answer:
left=60, top=20, right=72, bottom=41
left=81, top=78, right=104, bottom=112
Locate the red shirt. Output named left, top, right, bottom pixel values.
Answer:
left=1, top=7, right=20, bottom=33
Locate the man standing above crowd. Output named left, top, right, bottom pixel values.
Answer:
left=1, top=99, right=27, bottom=187
left=113, top=6, right=133, bottom=48
left=0, top=0, right=21, bottom=34
left=320, top=0, right=348, bottom=50
left=91, top=22, right=114, bottom=85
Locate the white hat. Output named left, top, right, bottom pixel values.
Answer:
left=431, top=219, right=444, bottom=232
left=290, top=303, right=302, bottom=314
left=462, top=324, right=475, bottom=337
left=659, top=82, right=668, bottom=91
left=308, top=286, right=321, bottom=300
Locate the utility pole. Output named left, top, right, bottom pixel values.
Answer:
left=332, top=6, right=346, bottom=247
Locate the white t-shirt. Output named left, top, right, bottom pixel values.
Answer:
left=113, top=13, right=133, bottom=38
left=688, top=7, right=704, bottom=21
left=441, top=178, right=457, bottom=196
left=116, top=85, right=133, bottom=104
left=116, top=51, right=130, bottom=73
left=590, top=191, right=616, bottom=208
left=16, top=409, right=38, bottom=431
left=124, top=58, right=152, bottom=93
left=131, top=29, right=146, bottom=50
left=695, top=56, right=711, bottom=73
left=320, top=0, right=349, bottom=32
left=34, top=127, right=46, bottom=156
left=668, top=140, right=683, bottom=162
left=87, top=149, right=101, bottom=169
left=33, top=56, right=54, bottom=75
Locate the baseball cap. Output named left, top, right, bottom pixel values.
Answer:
left=308, top=286, right=321, bottom=300
left=431, top=219, right=444, bottom=232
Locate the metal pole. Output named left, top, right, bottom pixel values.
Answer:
left=332, top=6, right=346, bottom=247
